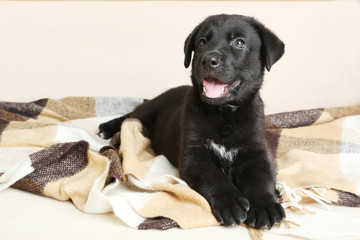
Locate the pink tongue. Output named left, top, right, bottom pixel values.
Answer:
left=203, top=79, right=228, bottom=98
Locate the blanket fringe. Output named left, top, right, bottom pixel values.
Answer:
left=276, top=181, right=332, bottom=212
left=247, top=227, right=263, bottom=240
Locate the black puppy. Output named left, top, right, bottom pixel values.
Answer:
left=98, top=14, right=285, bottom=229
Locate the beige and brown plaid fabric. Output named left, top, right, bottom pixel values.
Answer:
left=1, top=97, right=359, bottom=238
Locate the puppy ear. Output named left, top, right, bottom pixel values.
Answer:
left=255, top=20, right=285, bottom=71
left=184, top=25, right=201, bottom=69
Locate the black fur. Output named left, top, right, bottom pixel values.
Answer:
left=98, top=14, right=285, bottom=229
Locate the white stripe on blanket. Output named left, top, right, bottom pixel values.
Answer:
left=339, top=116, right=360, bottom=194
left=0, top=147, right=41, bottom=191
left=84, top=154, right=188, bottom=228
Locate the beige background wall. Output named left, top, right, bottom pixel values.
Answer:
left=0, top=1, right=359, bottom=114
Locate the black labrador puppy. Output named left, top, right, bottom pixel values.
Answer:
left=98, top=14, right=285, bottom=229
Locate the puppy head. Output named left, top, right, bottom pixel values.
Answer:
left=184, top=14, right=284, bottom=105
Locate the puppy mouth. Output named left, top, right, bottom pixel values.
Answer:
left=202, top=77, right=241, bottom=99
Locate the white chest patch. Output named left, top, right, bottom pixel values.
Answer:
left=207, top=140, right=240, bottom=165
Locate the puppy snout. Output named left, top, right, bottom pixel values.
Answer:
left=201, top=53, right=221, bottom=68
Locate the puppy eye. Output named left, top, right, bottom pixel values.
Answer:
left=233, top=39, right=245, bottom=49
left=199, top=37, right=207, bottom=46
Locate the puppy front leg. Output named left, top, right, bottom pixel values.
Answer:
left=180, top=149, right=250, bottom=226
left=232, top=150, right=285, bottom=229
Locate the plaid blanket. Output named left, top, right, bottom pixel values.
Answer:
left=1, top=97, right=359, bottom=239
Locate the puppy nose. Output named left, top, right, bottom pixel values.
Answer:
left=201, top=55, right=220, bottom=68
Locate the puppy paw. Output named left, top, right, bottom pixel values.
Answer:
left=245, top=199, right=285, bottom=229
left=209, top=193, right=250, bottom=226
left=97, top=122, right=117, bottom=139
